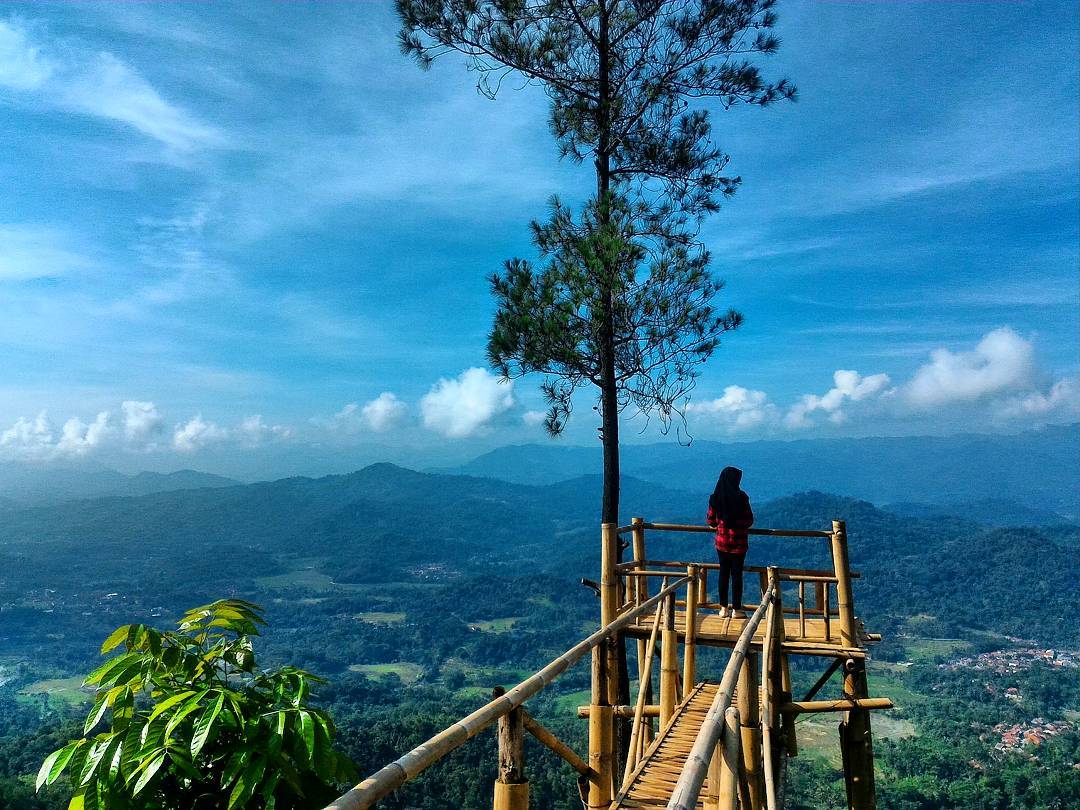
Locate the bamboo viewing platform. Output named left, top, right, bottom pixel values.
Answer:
left=325, top=518, right=889, bottom=810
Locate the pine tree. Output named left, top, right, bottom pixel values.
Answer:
left=397, top=0, right=795, bottom=526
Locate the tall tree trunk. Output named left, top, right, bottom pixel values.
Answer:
left=595, top=1, right=631, bottom=776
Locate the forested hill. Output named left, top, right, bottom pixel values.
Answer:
left=1, top=463, right=1077, bottom=673
left=438, top=424, right=1080, bottom=517
left=0, top=465, right=237, bottom=505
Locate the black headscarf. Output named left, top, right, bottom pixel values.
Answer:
left=709, top=466, right=747, bottom=525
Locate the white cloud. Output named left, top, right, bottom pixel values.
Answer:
left=0, top=225, right=88, bottom=281
left=0, top=412, right=54, bottom=460
left=120, top=401, right=163, bottom=443
left=0, top=19, right=218, bottom=152
left=172, top=415, right=228, bottom=452
left=785, top=370, right=891, bottom=429
left=994, top=378, right=1079, bottom=421
left=56, top=412, right=114, bottom=456
left=360, top=393, right=407, bottom=432
left=688, top=386, right=778, bottom=432
left=522, top=410, right=547, bottom=427
left=903, top=327, right=1035, bottom=407
left=0, top=19, right=52, bottom=90
left=420, top=368, right=514, bottom=438
left=237, top=415, right=292, bottom=446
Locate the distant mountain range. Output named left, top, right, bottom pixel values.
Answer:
left=2, top=462, right=1076, bottom=656
left=0, top=465, right=237, bottom=505
left=436, top=424, right=1080, bottom=518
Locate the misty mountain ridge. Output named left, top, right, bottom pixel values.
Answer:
left=0, top=464, right=238, bottom=505
left=437, top=423, right=1079, bottom=517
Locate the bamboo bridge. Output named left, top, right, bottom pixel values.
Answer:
left=325, top=519, right=890, bottom=810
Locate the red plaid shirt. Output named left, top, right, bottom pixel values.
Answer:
left=707, top=500, right=754, bottom=554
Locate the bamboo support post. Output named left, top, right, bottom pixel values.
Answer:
left=492, top=687, right=528, bottom=810
left=721, top=708, right=738, bottom=810
left=737, top=653, right=764, bottom=810
left=831, top=520, right=857, bottom=648
left=598, top=522, right=621, bottom=803
left=798, top=582, right=806, bottom=639
left=840, top=657, right=876, bottom=809
left=823, top=586, right=831, bottom=642
left=659, top=591, right=679, bottom=728
left=711, top=706, right=741, bottom=810
left=631, top=518, right=652, bottom=751
left=762, top=568, right=786, bottom=810
left=622, top=603, right=663, bottom=789
left=683, top=564, right=698, bottom=692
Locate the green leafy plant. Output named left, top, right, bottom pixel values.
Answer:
left=37, top=600, right=354, bottom=809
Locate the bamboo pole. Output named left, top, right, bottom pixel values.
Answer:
left=715, top=707, right=741, bottom=810
left=664, top=586, right=774, bottom=810
left=659, top=591, right=679, bottom=728
left=683, top=564, right=698, bottom=691
left=622, top=603, right=663, bottom=789
left=492, top=687, right=528, bottom=810
left=589, top=702, right=614, bottom=809
left=631, top=518, right=653, bottom=753
left=599, top=522, right=622, bottom=802
left=762, top=569, right=782, bottom=810
left=638, top=522, right=833, bottom=538
left=520, top=709, right=594, bottom=778
left=323, top=576, right=689, bottom=810
left=840, top=658, right=876, bottom=809
left=738, top=653, right=764, bottom=810
left=831, top=520, right=857, bottom=648
left=823, top=585, right=831, bottom=642
left=576, top=705, right=660, bottom=718
left=782, top=698, right=893, bottom=714
left=798, top=582, right=806, bottom=639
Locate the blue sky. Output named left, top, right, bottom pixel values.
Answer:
left=0, top=1, right=1076, bottom=478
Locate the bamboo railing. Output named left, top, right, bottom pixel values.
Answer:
left=323, top=574, right=691, bottom=810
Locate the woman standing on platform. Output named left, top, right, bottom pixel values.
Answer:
left=707, top=466, right=754, bottom=619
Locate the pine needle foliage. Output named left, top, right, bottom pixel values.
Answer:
left=36, top=600, right=354, bottom=810
left=488, top=194, right=742, bottom=435
left=398, top=0, right=794, bottom=522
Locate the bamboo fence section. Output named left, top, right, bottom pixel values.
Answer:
left=664, top=583, right=776, bottom=810
left=322, top=573, right=690, bottom=810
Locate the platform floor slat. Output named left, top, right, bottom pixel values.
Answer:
left=610, top=682, right=721, bottom=810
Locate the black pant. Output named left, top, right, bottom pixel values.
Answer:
left=717, top=551, right=745, bottom=608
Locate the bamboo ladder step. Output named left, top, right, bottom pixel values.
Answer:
left=610, top=682, right=723, bottom=810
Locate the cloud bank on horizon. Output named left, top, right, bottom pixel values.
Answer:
left=1, top=329, right=1076, bottom=468
left=0, top=2, right=1076, bottom=474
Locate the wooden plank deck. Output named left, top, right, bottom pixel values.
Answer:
left=624, top=609, right=867, bottom=657
left=611, top=682, right=720, bottom=810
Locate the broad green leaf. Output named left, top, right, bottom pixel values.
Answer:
left=221, top=749, right=250, bottom=788
left=228, top=756, right=266, bottom=810
left=190, top=691, right=225, bottom=759
left=84, top=651, right=140, bottom=687
left=67, top=790, right=85, bottom=810
left=131, top=750, right=166, bottom=796
left=165, top=690, right=209, bottom=740
left=298, top=710, right=315, bottom=763
left=78, top=738, right=112, bottom=787
left=147, top=690, right=196, bottom=723
left=36, top=740, right=82, bottom=791
left=100, top=624, right=132, bottom=654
